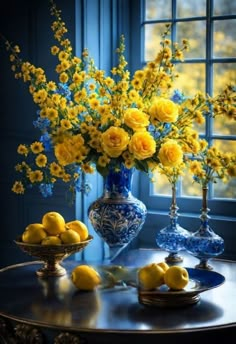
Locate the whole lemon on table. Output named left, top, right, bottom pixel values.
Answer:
left=66, top=220, right=89, bottom=241
left=41, top=236, right=62, bottom=245
left=71, top=265, right=101, bottom=291
left=42, top=211, right=66, bottom=236
left=22, top=223, right=47, bottom=244
left=60, top=229, right=81, bottom=244
left=164, top=266, right=189, bottom=290
left=138, top=263, right=165, bottom=290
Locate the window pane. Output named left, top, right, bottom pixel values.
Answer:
left=174, top=63, right=206, bottom=96
left=182, top=172, right=202, bottom=197
left=212, top=140, right=236, bottom=198
left=177, top=0, right=206, bottom=18
left=213, top=112, right=236, bottom=136
left=213, top=178, right=236, bottom=198
left=177, top=21, right=206, bottom=58
left=144, top=23, right=171, bottom=61
left=213, top=63, right=236, bottom=95
left=214, top=20, right=236, bottom=58
left=213, top=0, right=236, bottom=16
left=152, top=171, right=171, bottom=195
left=213, top=139, right=236, bottom=153
left=145, top=0, right=171, bottom=20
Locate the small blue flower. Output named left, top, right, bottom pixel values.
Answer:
left=39, top=183, right=54, bottom=197
left=40, top=132, right=53, bottom=152
left=55, top=83, right=71, bottom=101
left=148, top=123, right=172, bottom=139
left=148, top=124, right=155, bottom=132
left=171, top=89, right=186, bottom=104
left=163, top=123, right=171, bottom=135
left=33, top=117, right=50, bottom=130
left=75, top=177, right=92, bottom=195
left=148, top=125, right=160, bottom=139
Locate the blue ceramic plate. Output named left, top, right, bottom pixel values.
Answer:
left=137, top=267, right=225, bottom=293
left=183, top=267, right=225, bottom=293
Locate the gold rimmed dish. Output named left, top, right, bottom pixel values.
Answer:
left=14, top=235, right=93, bottom=277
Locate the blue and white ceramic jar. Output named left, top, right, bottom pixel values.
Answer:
left=88, top=164, right=147, bottom=260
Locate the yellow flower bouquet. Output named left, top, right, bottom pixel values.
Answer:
left=2, top=0, right=235, bottom=201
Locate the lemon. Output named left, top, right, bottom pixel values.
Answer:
left=71, top=265, right=101, bottom=291
left=41, top=236, right=62, bottom=245
left=66, top=220, right=89, bottom=241
left=164, top=266, right=189, bottom=290
left=137, top=263, right=165, bottom=290
left=22, top=223, right=47, bottom=244
left=60, top=229, right=81, bottom=244
left=157, top=261, right=169, bottom=272
left=42, top=211, right=66, bottom=236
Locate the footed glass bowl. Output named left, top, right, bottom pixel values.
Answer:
left=14, top=235, right=93, bottom=277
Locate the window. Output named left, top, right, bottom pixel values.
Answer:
left=136, top=0, right=236, bottom=258
left=139, top=0, right=236, bottom=213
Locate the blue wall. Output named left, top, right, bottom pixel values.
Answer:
left=0, top=0, right=77, bottom=267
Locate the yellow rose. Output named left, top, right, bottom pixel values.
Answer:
left=101, top=126, right=129, bottom=158
left=124, top=108, right=149, bottom=131
left=129, top=131, right=156, bottom=160
left=158, top=140, right=183, bottom=167
left=55, top=142, right=74, bottom=166
left=149, top=98, right=179, bottom=123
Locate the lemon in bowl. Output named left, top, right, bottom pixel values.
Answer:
left=41, top=236, right=62, bottom=245
left=60, top=229, right=81, bottom=244
left=164, top=266, right=189, bottom=290
left=22, top=223, right=47, bottom=244
left=137, top=263, right=165, bottom=290
left=66, top=220, right=89, bottom=241
left=42, top=211, right=66, bottom=236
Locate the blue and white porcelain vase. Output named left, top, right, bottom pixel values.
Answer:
left=88, top=164, right=147, bottom=260
left=156, top=184, right=190, bottom=263
left=185, top=186, right=224, bottom=270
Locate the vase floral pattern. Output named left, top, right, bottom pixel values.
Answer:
left=88, top=164, right=147, bottom=259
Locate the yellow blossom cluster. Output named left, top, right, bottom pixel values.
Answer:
left=2, top=0, right=235, bottom=199
left=189, top=145, right=236, bottom=187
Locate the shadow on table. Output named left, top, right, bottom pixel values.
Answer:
left=125, top=299, right=223, bottom=330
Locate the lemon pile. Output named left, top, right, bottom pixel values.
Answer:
left=138, top=262, right=189, bottom=291
left=21, top=211, right=89, bottom=245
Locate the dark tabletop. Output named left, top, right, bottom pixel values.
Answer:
left=0, top=249, right=236, bottom=337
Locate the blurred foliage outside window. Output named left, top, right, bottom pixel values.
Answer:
left=144, top=0, right=236, bottom=199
